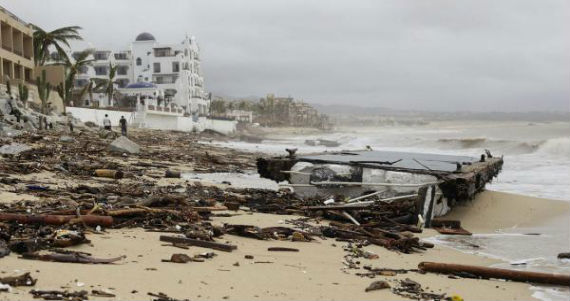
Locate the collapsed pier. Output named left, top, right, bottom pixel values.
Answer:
left=258, top=149, right=503, bottom=226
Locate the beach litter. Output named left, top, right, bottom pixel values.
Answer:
left=0, top=272, right=37, bottom=286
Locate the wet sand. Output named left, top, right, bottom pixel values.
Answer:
left=3, top=190, right=566, bottom=300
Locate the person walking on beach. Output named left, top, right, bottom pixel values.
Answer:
left=103, top=114, right=112, bottom=130
left=119, top=115, right=127, bottom=136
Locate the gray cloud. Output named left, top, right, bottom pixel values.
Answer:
left=3, top=0, right=568, bottom=111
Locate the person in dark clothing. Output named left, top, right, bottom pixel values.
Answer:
left=119, top=116, right=127, bottom=136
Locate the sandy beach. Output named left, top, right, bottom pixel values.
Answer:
left=2, top=188, right=567, bottom=300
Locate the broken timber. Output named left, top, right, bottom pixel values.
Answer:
left=159, top=235, right=237, bottom=252
left=0, top=213, right=113, bottom=226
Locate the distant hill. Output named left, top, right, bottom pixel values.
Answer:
left=310, top=103, right=569, bottom=122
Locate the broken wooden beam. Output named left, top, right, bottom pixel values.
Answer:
left=418, top=262, right=570, bottom=286
left=0, top=213, right=113, bottom=226
left=159, top=235, right=237, bottom=252
left=268, top=247, right=299, bottom=252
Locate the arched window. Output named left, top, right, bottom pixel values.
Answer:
left=136, top=57, right=142, bottom=66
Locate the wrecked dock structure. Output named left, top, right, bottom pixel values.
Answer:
left=258, top=150, right=503, bottom=226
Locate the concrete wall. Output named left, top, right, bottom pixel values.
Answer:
left=34, top=65, right=65, bottom=87
left=176, top=116, right=196, bottom=132
left=66, top=106, right=236, bottom=134
left=143, top=113, right=179, bottom=130
left=200, top=117, right=237, bottom=135
left=66, top=107, right=134, bottom=126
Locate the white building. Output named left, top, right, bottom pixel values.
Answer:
left=73, top=32, right=209, bottom=115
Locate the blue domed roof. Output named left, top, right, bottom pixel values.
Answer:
left=125, top=82, right=157, bottom=89
left=135, top=32, right=155, bottom=41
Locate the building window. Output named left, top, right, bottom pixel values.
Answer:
left=78, top=66, right=89, bottom=74
left=184, top=49, right=188, bottom=56
left=136, top=57, right=142, bottom=66
left=94, top=66, right=107, bottom=75
left=117, top=66, right=128, bottom=75
left=153, top=63, right=161, bottom=73
left=94, top=52, right=109, bottom=60
left=154, top=48, right=172, bottom=57
left=172, top=62, right=180, bottom=72
left=114, top=53, right=128, bottom=60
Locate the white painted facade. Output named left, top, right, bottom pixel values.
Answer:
left=72, top=32, right=209, bottom=114
left=66, top=106, right=237, bottom=135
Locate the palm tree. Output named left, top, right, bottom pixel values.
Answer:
left=78, top=79, right=100, bottom=107
left=97, top=63, right=118, bottom=106
left=32, top=25, right=82, bottom=66
left=57, top=49, right=94, bottom=113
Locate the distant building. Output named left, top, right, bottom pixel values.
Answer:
left=73, top=32, right=208, bottom=114
left=226, top=109, right=253, bottom=123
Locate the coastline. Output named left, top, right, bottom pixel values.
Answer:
left=1, top=126, right=568, bottom=300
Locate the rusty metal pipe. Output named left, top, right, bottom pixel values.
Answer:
left=93, top=169, right=123, bottom=179
left=164, top=170, right=181, bottom=178
left=418, top=262, right=570, bottom=286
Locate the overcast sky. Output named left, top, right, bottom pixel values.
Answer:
left=3, top=0, right=569, bottom=111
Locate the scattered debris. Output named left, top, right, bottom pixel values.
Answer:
left=148, top=292, right=189, bottom=301
left=0, top=272, right=37, bottom=287
left=91, top=289, right=116, bottom=298
left=431, top=220, right=472, bottom=235
left=21, top=252, right=126, bottom=264
left=30, top=289, right=89, bottom=301
left=365, top=280, right=390, bottom=292
left=163, top=253, right=192, bottom=263
left=392, top=278, right=446, bottom=300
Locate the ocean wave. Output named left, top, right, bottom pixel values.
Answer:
left=535, top=137, right=570, bottom=158
left=432, top=137, right=570, bottom=157
left=435, top=138, right=540, bottom=154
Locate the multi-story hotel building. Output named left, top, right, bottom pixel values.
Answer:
left=73, top=32, right=209, bottom=115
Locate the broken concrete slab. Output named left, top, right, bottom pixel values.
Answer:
left=0, top=127, right=24, bottom=138
left=99, top=129, right=119, bottom=139
left=0, top=143, right=31, bottom=155
left=108, top=136, right=140, bottom=154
